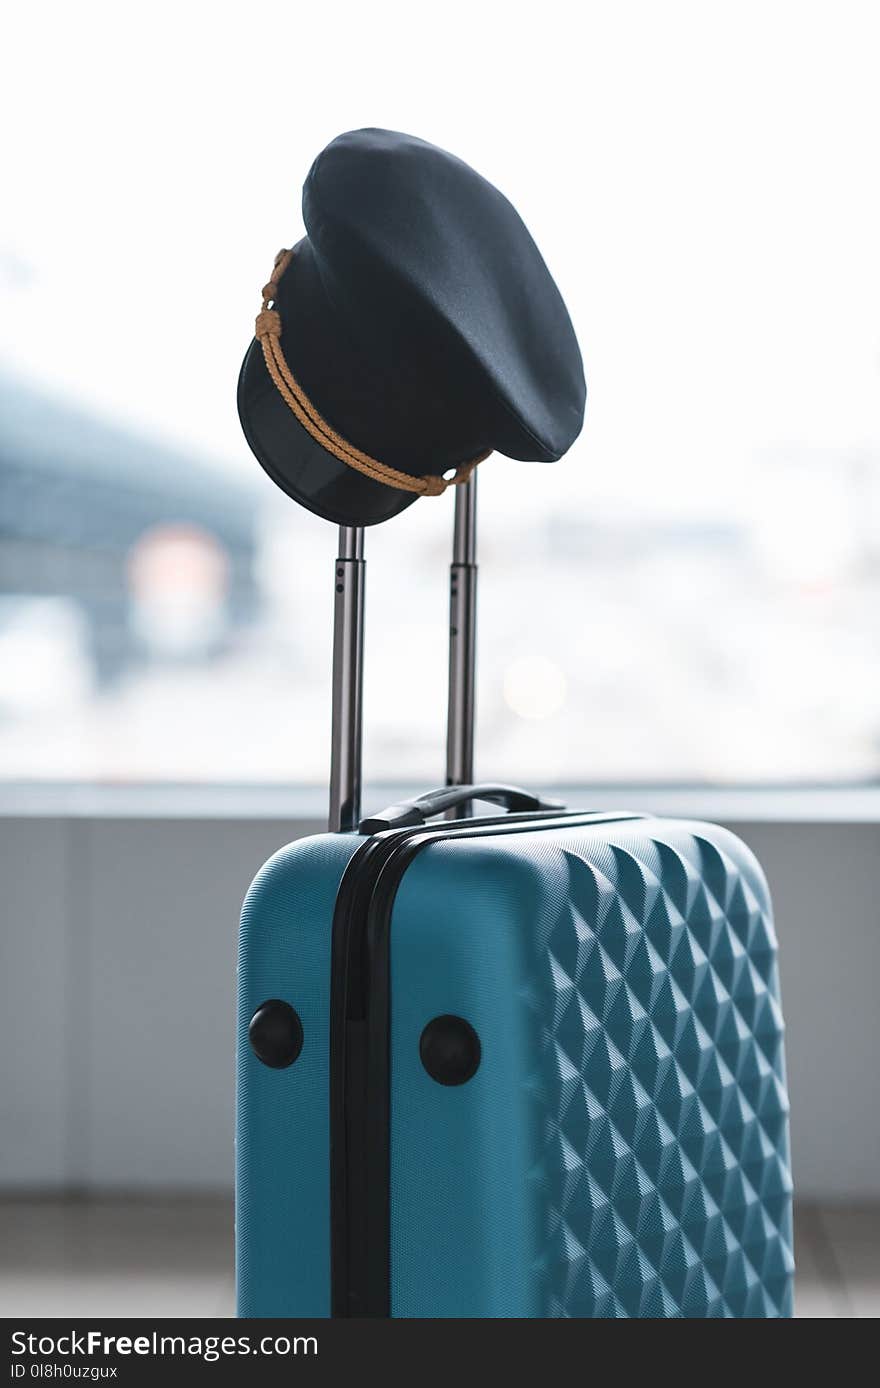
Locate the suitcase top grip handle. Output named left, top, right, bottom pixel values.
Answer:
left=358, top=783, right=565, bottom=834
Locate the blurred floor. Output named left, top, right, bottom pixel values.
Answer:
left=1, top=1198, right=877, bottom=1318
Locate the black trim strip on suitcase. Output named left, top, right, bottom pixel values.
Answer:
left=328, top=809, right=644, bottom=1318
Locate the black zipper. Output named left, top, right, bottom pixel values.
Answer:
left=328, top=808, right=643, bottom=1317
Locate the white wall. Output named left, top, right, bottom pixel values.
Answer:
left=1, top=801, right=878, bottom=1199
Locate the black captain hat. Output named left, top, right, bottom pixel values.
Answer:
left=237, top=128, right=586, bottom=526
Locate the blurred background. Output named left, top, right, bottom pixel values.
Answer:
left=1, top=0, right=879, bottom=1318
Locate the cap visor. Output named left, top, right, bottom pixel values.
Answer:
left=237, top=340, right=417, bottom=527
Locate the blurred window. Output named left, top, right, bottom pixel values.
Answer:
left=2, top=4, right=879, bottom=786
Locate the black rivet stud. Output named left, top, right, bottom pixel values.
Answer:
left=249, top=999, right=304, bottom=1069
left=419, top=1015, right=481, bottom=1086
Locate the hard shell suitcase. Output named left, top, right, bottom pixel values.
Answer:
left=236, top=488, right=794, bottom=1318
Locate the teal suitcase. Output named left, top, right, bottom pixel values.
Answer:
left=236, top=498, right=794, bottom=1317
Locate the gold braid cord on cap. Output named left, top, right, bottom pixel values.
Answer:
left=254, top=249, right=490, bottom=496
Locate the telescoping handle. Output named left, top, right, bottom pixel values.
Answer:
left=359, top=783, right=564, bottom=834
left=446, top=475, right=477, bottom=791
left=326, top=474, right=493, bottom=832
left=328, top=526, right=365, bottom=833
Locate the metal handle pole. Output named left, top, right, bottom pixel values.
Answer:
left=445, top=474, right=478, bottom=808
left=329, top=526, right=365, bottom=832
